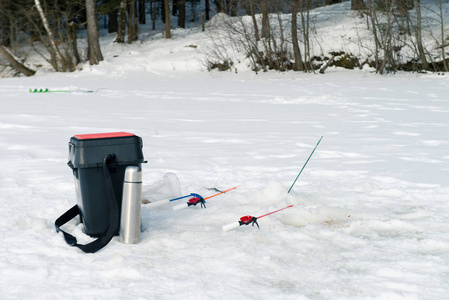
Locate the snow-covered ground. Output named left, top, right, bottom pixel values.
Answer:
left=1, top=67, right=449, bottom=299
left=1, top=2, right=449, bottom=299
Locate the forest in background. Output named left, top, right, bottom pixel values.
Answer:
left=0, top=0, right=448, bottom=77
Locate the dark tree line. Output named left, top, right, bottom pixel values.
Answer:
left=0, top=0, right=213, bottom=75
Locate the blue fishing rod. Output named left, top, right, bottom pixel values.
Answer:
left=145, top=194, right=196, bottom=208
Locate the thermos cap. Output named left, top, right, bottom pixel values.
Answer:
left=124, top=166, right=142, bottom=182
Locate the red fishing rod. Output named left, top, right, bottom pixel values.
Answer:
left=222, top=205, right=295, bottom=232
left=173, top=185, right=241, bottom=211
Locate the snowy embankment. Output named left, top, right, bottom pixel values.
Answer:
left=3, top=1, right=449, bottom=76
left=96, top=0, right=449, bottom=74
left=1, top=67, right=449, bottom=299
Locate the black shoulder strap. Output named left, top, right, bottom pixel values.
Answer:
left=55, top=153, right=119, bottom=254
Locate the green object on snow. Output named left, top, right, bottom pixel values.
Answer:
left=29, top=88, right=70, bottom=93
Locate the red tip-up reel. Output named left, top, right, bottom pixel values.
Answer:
left=222, top=205, right=295, bottom=232
left=187, top=193, right=206, bottom=208
left=239, top=215, right=259, bottom=228
left=173, top=185, right=241, bottom=211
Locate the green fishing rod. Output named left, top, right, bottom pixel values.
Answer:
left=288, top=136, right=323, bottom=193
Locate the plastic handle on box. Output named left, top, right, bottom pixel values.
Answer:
left=222, top=221, right=241, bottom=232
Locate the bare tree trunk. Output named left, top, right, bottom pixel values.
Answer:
left=215, top=0, right=224, bottom=13
left=205, top=0, right=210, bottom=20
left=1, top=0, right=11, bottom=47
left=299, top=0, right=312, bottom=71
left=139, top=0, right=146, bottom=24
left=0, top=45, right=36, bottom=76
left=134, top=1, right=139, bottom=38
left=172, top=0, right=178, bottom=16
left=34, top=0, right=65, bottom=70
left=319, top=55, right=335, bottom=74
left=261, top=0, right=270, bottom=39
left=276, top=11, right=286, bottom=71
left=229, top=0, right=237, bottom=16
left=69, top=21, right=81, bottom=64
left=178, top=0, right=186, bottom=28
left=439, top=0, right=448, bottom=71
left=291, top=0, right=304, bottom=71
left=152, top=0, right=156, bottom=30
left=116, top=0, right=127, bottom=43
left=415, top=0, right=429, bottom=70
left=366, top=0, right=397, bottom=73
left=164, top=0, right=172, bottom=38
left=109, top=8, right=119, bottom=33
left=86, top=0, right=103, bottom=65
left=369, top=0, right=381, bottom=72
left=127, top=0, right=138, bottom=43
left=223, top=0, right=228, bottom=14
left=249, top=0, right=260, bottom=41
left=380, top=0, right=395, bottom=73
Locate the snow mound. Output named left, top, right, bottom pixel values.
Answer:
left=205, top=12, right=236, bottom=29
left=235, top=180, right=294, bottom=207
left=142, top=173, right=181, bottom=203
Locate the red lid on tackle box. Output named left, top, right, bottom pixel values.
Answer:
left=68, top=132, right=145, bottom=169
left=74, top=132, right=136, bottom=140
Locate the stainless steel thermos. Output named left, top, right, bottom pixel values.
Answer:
left=120, top=166, right=142, bottom=244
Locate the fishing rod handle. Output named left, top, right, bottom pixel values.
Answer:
left=145, top=199, right=170, bottom=208
left=222, top=221, right=240, bottom=232
left=172, top=202, right=189, bottom=211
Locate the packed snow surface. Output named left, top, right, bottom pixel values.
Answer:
left=1, top=67, right=448, bottom=299
left=1, top=3, right=449, bottom=298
